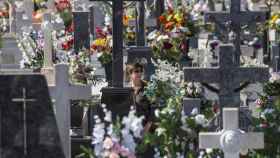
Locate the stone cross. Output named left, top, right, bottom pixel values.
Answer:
left=184, top=44, right=268, bottom=108
left=204, top=0, right=267, bottom=65
left=23, top=0, right=34, bottom=20
left=48, top=64, right=91, bottom=158
left=199, top=108, right=264, bottom=158
left=12, top=87, right=36, bottom=156
left=41, top=13, right=53, bottom=68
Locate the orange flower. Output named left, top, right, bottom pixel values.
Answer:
left=164, top=21, right=175, bottom=30
left=123, top=15, right=129, bottom=26
left=159, top=15, right=166, bottom=24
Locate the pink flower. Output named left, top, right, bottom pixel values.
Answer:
left=103, top=137, right=114, bottom=149
left=255, top=99, right=264, bottom=108
left=109, top=152, right=120, bottom=158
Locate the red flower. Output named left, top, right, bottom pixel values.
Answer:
left=62, top=42, right=70, bottom=50
left=163, top=42, right=173, bottom=49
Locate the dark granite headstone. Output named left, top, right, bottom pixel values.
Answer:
left=73, top=11, right=90, bottom=53
left=271, top=43, right=280, bottom=72
left=126, top=46, right=155, bottom=81
left=0, top=74, right=65, bottom=158
left=183, top=98, right=201, bottom=115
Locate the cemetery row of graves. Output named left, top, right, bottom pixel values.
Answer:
left=1, top=0, right=280, bottom=157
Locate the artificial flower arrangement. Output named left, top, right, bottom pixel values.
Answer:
left=88, top=104, right=144, bottom=158
left=147, top=6, right=197, bottom=64
left=0, top=2, right=9, bottom=19
left=32, top=0, right=48, bottom=23
left=69, top=49, right=96, bottom=85
left=91, top=26, right=113, bottom=65
left=250, top=72, right=280, bottom=157
left=54, top=0, right=73, bottom=28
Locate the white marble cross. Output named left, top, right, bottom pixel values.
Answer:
left=41, top=13, right=53, bottom=68
left=12, top=88, right=36, bottom=156
left=199, top=108, right=264, bottom=158
left=48, top=64, right=91, bottom=158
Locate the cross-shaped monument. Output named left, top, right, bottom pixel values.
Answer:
left=204, top=0, right=267, bottom=65
left=47, top=64, right=91, bottom=158
left=12, top=88, right=36, bottom=157
left=184, top=44, right=268, bottom=108
left=199, top=108, right=264, bottom=158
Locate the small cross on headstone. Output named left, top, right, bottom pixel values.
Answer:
left=199, top=108, right=264, bottom=158
left=12, top=88, right=36, bottom=157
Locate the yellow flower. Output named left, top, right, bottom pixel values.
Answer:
left=270, top=14, right=279, bottom=25
left=174, top=13, right=183, bottom=24
left=94, top=38, right=107, bottom=47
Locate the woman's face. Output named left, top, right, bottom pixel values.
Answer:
left=130, top=68, right=143, bottom=82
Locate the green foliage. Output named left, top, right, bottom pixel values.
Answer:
left=59, top=9, right=73, bottom=28
left=75, top=146, right=95, bottom=158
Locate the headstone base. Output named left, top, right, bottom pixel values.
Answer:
left=101, top=87, right=134, bottom=119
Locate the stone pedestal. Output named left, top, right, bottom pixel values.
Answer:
left=101, top=87, right=133, bottom=119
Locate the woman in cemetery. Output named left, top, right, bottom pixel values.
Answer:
left=126, top=62, right=155, bottom=156
left=126, top=63, right=154, bottom=132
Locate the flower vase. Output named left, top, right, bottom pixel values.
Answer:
left=103, top=61, right=112, bottom=86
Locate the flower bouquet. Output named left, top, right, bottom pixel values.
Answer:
left=249, top=72, right=280, bottom=157
left=89, top=104, right=145, bottom=158
left=69, top=49, right=96, bottom=85
left=91, top=26, right=113, bottom=66
left=55, top=0, right=73, bottom=28
left=268, top=12, right=280, bottom=42
left=147, top=7, right=197, bottom=65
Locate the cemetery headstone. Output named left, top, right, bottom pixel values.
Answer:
left=199, top=108, right=264, bottom=158
left=48, top=64, right=91, bottom=158
left=204, top=0, right=267, bottom=65
left=183, top=97, right=201, bottom=115
left=0, top=73, right=65, bottom=158
left=271, top=43, right=280, bottom=72
left=73, top=11, right=90, bottom=52
left=0, top=33, right=22, bottom=69
left=184, top=44, right=268, bottom=108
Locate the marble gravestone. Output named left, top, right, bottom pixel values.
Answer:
left=0, top=33, right=22, bottom=69
left=199, top=108, right=264, bottom=158
left=0, top=74, right=65, bottom=158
